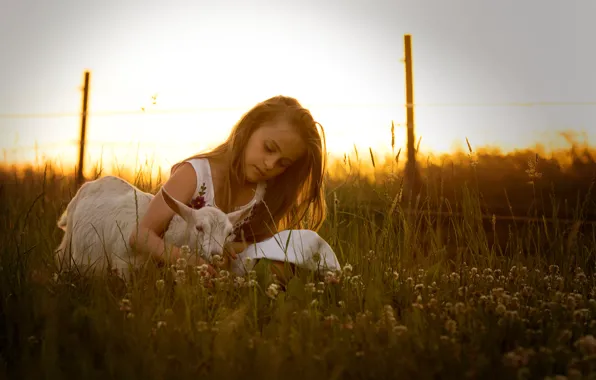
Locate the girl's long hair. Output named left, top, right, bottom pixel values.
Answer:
left=171, top=95, right=327, bottom=243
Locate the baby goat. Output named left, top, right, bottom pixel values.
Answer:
left=55, top=176, right=256, bottom=278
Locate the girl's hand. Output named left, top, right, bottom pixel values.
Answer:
left=174, top=247, right=217, bottom=276
left=224, top=241, right=246, bottom=261
left=195, top=257, right=218, bottom=276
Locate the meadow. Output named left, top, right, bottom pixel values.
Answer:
left=1, top=144, right=595, bottom=379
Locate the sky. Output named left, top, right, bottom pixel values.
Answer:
left=1, top=0, right=595, bottom=175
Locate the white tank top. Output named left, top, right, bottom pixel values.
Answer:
left=185, top=158, right=266, bottom=229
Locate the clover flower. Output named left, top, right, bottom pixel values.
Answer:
left=266, top=283, right=280, bottom=299
left=575, top=335, right=596, bottom=355
left=119, top=298, right=132, bottom=312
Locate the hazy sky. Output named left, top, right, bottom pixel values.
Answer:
left=1, top=0, right=595, bottom=172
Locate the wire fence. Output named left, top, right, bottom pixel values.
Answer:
left=2, top=100, right=595, bottom=225
left=2, top=101, right=596, bottom=119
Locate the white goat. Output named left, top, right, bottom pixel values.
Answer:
left=55, top=176, right=257, bottom=278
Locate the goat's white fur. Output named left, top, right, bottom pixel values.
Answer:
left=55, top=175, right=261, bottom=278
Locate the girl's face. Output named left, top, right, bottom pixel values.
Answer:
left=243, top=119, right=306, bottom=183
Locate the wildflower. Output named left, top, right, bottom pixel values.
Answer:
left=197, top=263, right=210, bottom=274
left=393, top=325, right=408, bottom=335
left=338, top=300, right=345, bottom=308
left=349, top=275, right=362, bottom=288
left=324, top=314, right=339, bottom=325
left=342, top=315, right=354, bottom=330
left=180, top=245, right=191, bottom=258
left=176, top=257, right=187, bottom=270
left=164, top=308, right=174, bottom=318
left=247, top=279, right=257, bottom=288
left=156, top=279, right=165, bottom=291
left=211, top=254, right=223, bottom=266
left=119, top=298, right=132, bottom=312
left=492, top=287, right=505, bottom=299
left=324, top=271, right=339, bottom=284
left=126, top=312, right=135, bottom=320
left=575, top=271, right=588, bottom=284
left=575, top=335, right=596, bottom=355
left=495, top=303, right=506, bottom=315
left=573, top=308, right=590, bottom=322
left=427, top=298, right=438, bottom=309
left=175, top=269, right=186, bottom=284
left=304, top=282, right=316, bottom=293
left=311, top=299, right=319, bottom=307
left=412, top=295, right=424, bottom=310
left=458, top=286, right=468, bottom=297
left=234, top=276, right=246, bottom=288
left=445, top=319, right=457, bottom=334
left=157, top=321, right=167, bottom=329
left=266, top=283, right=280, bottom=299
left=454, top=302, right=466, bottom=315
left=502, top=348, right=531, bottom=368
left=414, top=283, right=425, bottom=292
left=342, top=263, right=353, bottom=277
left=196, top=321, right=209, bottom=332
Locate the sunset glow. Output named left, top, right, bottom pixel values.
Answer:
left=1, top=0, right=595, bottom=177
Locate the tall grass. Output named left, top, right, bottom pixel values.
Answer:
left=1, top=148, right=595, bottom=379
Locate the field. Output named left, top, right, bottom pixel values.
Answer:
left=1, top=145, right=595, bottom=379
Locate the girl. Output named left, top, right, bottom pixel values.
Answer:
left=129, top=95, right=327, bottom=280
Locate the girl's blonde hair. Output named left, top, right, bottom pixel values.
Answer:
left=172, top=95, right=327, bottom=243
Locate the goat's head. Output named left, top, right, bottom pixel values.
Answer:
left=160, top=187, right=255, bottom=262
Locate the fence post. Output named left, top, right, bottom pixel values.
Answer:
left=77, top=71, right=90, bottom=186
left=403, top=34, right=420, bottom=194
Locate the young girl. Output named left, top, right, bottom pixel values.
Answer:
left=129, top=95, right=328, bottom=280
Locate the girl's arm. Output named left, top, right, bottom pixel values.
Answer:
left=128, top=163, right=216, bottom=275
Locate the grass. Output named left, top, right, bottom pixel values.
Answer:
left=1, top=147, right=596, bottom=379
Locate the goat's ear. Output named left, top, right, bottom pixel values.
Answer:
left=227, top=204, right=254, bottom=226
left=161, top=187, right=194, bottom=223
